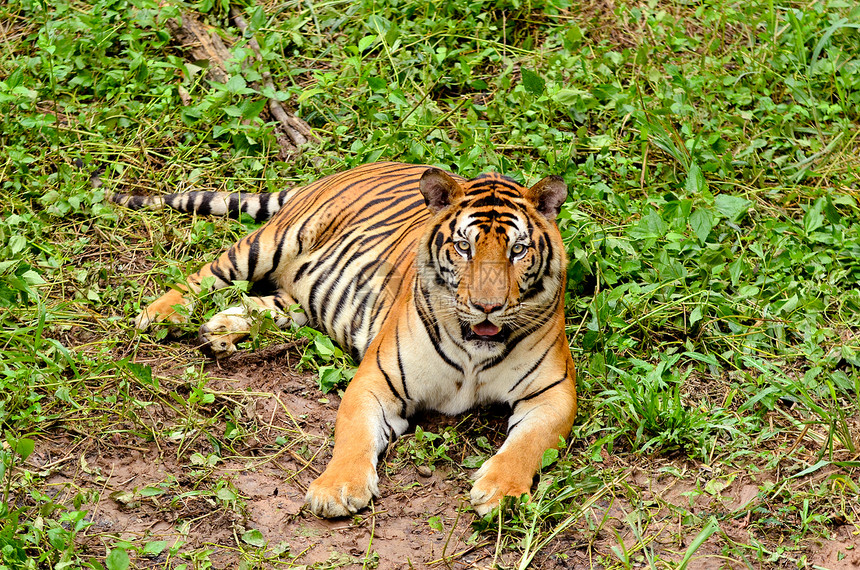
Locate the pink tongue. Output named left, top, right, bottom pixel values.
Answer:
left=472, top=322, right=501, bottom=336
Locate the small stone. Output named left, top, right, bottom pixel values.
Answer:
left=417, top=465, right=433, bottom=478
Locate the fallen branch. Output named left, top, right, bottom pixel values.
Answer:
left=230, top=6, right=317, bottom=148
left=165, top=12, right=232, bottom=85
left=164, top=8, right=316, bottom=158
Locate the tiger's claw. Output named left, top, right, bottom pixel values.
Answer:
left=469, top=455, right=532, bottom=516
left=305, top=462, right=379, bottom=518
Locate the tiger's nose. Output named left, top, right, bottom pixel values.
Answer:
left=471, top=300, right=503, bottom=314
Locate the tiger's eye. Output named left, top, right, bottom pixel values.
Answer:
left=454, top=240, right=471, bottom=255
left=511, top=243, right=526, bottom=256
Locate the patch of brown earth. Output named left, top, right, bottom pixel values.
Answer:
left=26, top=343, right=499, bottom=569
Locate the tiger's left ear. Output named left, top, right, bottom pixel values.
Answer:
left=526, top=175, right=567, bottom=220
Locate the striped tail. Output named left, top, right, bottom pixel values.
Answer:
left=108, top=190, right=295, bottom=222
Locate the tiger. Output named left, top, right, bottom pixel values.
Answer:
left=113, top=161, right=578, bottom=518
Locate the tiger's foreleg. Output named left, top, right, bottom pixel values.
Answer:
left=470, top=367, right=577, bottom=516
left=197, top=291, right=307, bottom=358
left=305, top=361, right=410, bottom=517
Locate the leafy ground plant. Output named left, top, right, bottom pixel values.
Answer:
left=1, top=0, right=859, bottom=567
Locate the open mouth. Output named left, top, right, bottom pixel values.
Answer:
left=462, top=320, right=508, bottom=343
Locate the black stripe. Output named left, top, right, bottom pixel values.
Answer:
left=208, top=263, right=231, bottom=286
left=362, top=198, right=426, bottom=231
left=506, top=408, right=533, bottom=435
left=467, top=195, right=518, bottom=210
left=415, top=281, right=463, bottom=374
left=395, top=327, right=411, bottom=401
left=262, top=229, right=286, bottom=284
left=542, top=234, right=554, bottom=272
left=195, top=192, right=213, bottom=216
left=520, top=277, right=546, bottom=302
left=256, top=194, right=271, bottom=222
left=478, top=317, right=550, bottom=372
left=469, top=176, right=522, bottom=192
left=228, top=193, right=240, bottom=217
left=272, top=292, right=288, bottom=309
left=227, top=247, right=241, bottom=280
left=377, top=352, right=407, bottom=416
left=371, top=392, right=396, bottom=447
left=304, top=235, right=364, bottom=326
left=304, top=233, right=363, bottom=292
left=507, top=332, right=559, bottom=393
left=127, top=195, right=147, bottom=209
left=467, top=212, right=520, bottom=227
left=512, top=363, right=569, bottom=410
left=294, top=261, right=312, bottom=281
left=319, top=232, right=393, bottom=326
left=246, top=233, right=261, bottom=280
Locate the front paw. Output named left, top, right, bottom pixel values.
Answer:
left=305, top=461, right=379, bottom=518
left=470, top=456, right=532, bottom=516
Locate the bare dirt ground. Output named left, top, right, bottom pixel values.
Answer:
left=21, top=342, right=860, bottom=569
left=28, top=342, right=503, bottom=569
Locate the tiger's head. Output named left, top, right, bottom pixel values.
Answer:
left=417, top=168, right=568, bottom=353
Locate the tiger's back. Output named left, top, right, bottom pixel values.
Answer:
left=264, top=162, right=457, bottom=358
left=116, top=162, right=451, bottom=357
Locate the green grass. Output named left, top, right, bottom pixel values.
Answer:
left=2, top=0, right=860, bottom=567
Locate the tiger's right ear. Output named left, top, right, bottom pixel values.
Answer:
left=419, top=168, right=464, bottom=213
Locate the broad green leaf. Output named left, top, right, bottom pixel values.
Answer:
left=242, top=529, right=266, bottom=548
left=714, top=195, right=751, bottom=222
left=803, top=198, right=825, bottom=234
left=318, top=365, right=342, bottom=393
left=779, top=294, right=799, bottom=315
left=14, top=437, right=35, bottom=460
left=313, top=335, right=336, bottom=357
left=105, top=548, right=129, bottom=570
left=628, top=209, right=667, bottom=240
left=704, top=477, right=729, bottom=495
left=8, top=235, right=26, bottom=255
left=689, top=306, right=703, bottom=326
left=684, top=162, right=707, bottom=195
left=297, top=87, right=326, bottom=102
left=540, top=447, right=559, bottom=469
left=225, top=74, right=247, bottom=94
left=563, top=24, right=583, bottom=49
left=357, top=35, right=377, bottom=53
left=521, top=68, right=545, bottom=96
left=366, top=76, right=387, bottom=92
left=126, top=362, right=154, bottom=386
left=728, top=256, right=745, bottom=286
left=216, top=487, right=237, bottom=501
left=689, top=208, right=714, bottom=244
left=240, top=98, right=267, bottom=120
left=142, top=541, right=168, bottom=556
left=462, top=455, right=484, bottom=468
left=22, top=269, right=45, bottom=285
left=427, top=516, right=443, bottom=532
